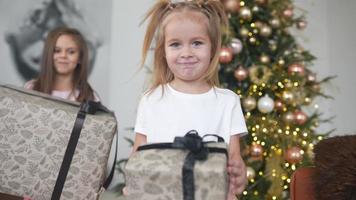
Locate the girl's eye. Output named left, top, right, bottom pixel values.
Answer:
left=192, top=41, right=203, bottom=47
left=68, top=49, right=77, bottom=54
left=54, top=48, right=61, bottom=53
left=169, top=42, right=180, bottom=48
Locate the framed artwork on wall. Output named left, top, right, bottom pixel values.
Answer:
left=0, top=0, right=112, bottom=101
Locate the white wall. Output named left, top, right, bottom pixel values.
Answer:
left=293, top=0, right=356, bottom=135
left=106, top=0, right=152, bottom=186
left=326, top=0, right=356, bottom=135
left=293, top=0, right=331, bottom=135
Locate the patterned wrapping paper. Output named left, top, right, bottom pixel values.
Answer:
left=125, top=142, right=229, bottom=200
left=0, top=85, right=117, bottom=200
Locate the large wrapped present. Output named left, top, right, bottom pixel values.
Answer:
left=0, top=84, right=117, bottom=200
left=125, top=131, right=228, bottom=200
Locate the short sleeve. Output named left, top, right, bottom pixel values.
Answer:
left=134, top=95, right=148, bottom=136
left=230, top=95, right=248, bottom=136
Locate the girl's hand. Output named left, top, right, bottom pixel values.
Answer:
left=227, top=156, right=247, bottom=200
left=122, top=186, right=128, bottom=196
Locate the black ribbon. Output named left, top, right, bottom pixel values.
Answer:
left=137, top=130, right=227, bottom=200
left=51, top=100, right=115, bottom=200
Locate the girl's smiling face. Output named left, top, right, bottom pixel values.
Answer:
left=53, top=34, right=80, bottom=76
left=164, top=11, right=212, bottom=85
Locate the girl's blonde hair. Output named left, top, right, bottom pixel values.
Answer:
left=141, top=0, right=228, bottom=92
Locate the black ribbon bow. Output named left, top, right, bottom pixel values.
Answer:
left=174, top=130, right=225, bottom=200
left=173, top=130, right=208, bottom=161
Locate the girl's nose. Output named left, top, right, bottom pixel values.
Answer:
left=59, top=50, right=67, bottom=57
left=180, top=46, right=193, bottom=58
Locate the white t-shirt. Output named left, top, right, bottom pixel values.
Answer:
left=134, top=84, right=248, bottom=144
left=24, top=80, right=100, bottom=102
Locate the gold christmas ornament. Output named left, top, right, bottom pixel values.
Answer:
left=297, top=20, right=307, bottom=30
left=278, top=59, right=285, bottom=66
left=283, top=8, right=294, bottom=18
left=254, top=21, right=263, bottom=28
left=283, top=112, right=295, bottom=124
left=285, top=82, right=293, bottom=88
left=250, top=143, right=263, bottom=157
left=234, top=66, right=249, bottom=81
left=240, top=7, right=252, bottom=21
left=274, top=99, right=284, bottom=111
left=284, top=146, right=303, bottom=164
left=294, top=110, right=308, bottom=125
left=307, top=73, right=317, bottom=82
left=270, top=18, right=280, bottom=28
left=269, top=40, right=277, bottom=51
left=239, top=27, right=249, bottom=38
left=223, top=0, right=240, bottom=14
left=260, top=24, right=272, bottom=37
left=243, top=96, right=257, bottom=111
left=288, top=63, right=305, bottom=76
left=219, top=47, right=233, bottom=64
left=252, top=6, right=260, bottom=12
left=260, top=54, right=270, bottom=64
left=270, top=45, right=277, bottom=52
left=246, top=166, right=256, bottom=180
left=304, top=97, right=312, bottom=105
left=249, top=65, right=272, bottom=85
left=282, top=90, right=294, bottom=104
left=249, top=36, right=257, bottom=44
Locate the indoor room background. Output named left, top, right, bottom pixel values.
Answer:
left=0, top=0, right=355, bottom=193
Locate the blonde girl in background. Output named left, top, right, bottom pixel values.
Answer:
left=25, top=27, right=99, bottom=102
left=130, top=0, right=248, bottom=199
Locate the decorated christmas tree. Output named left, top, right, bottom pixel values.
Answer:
left=218, top=0, right=333, bottom=199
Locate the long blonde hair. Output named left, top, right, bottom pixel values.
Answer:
left=141, top=0, right=228, bottom=92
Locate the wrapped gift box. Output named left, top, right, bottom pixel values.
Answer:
left=125, top=132, right=228, bottom=200
left=0, top=85, right=117, bottom=200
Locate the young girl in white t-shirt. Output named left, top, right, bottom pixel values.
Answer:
left=129, top=1, right=248, bottom=199
left=24, top=27, right=99, bottom=102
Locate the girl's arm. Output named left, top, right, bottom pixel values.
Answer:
left=227, top=134, right=247, bottom=200
left=131, top=133, right=147, bottom=155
